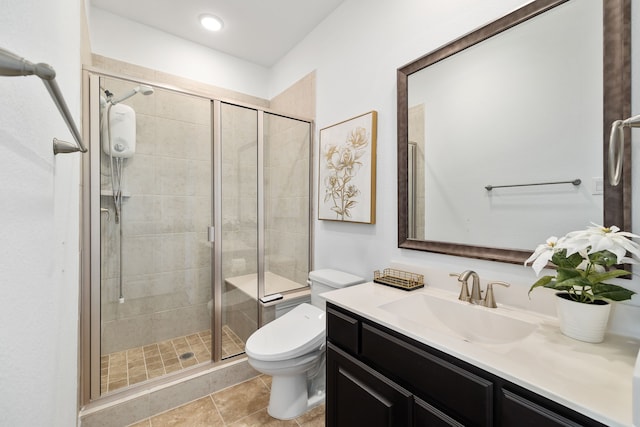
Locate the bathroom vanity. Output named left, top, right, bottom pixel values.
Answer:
left=323, top=282, right=640, bottom=427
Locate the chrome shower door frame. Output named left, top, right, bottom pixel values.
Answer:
left=80, top=69, right=314, bottom=406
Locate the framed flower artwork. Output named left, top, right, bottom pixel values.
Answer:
left=318, top=111, right=377, bottom=223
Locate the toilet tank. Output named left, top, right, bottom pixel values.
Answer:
left=308, top=269, right=365, bottom=310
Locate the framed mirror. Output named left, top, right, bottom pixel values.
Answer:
left=397, top=0, right=631, bottom=264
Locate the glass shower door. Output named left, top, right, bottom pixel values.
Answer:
left=263, top=113, right=311, bottom=294
left=218, top=102, right=258, bottom=358
left=98, top=76, right=213, bottom=394
left=214, top=106, right=312, bottom=359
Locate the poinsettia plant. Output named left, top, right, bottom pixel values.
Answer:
left=526, top=224, right=638, bottom=304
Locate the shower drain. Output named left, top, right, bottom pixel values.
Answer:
left=179, top=352, right=194, bottom=360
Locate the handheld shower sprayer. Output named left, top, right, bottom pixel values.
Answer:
left=137, top=85, right=154, bottom=95
left=100, top=82, right=155, bottom=305
left=110, top=84, right=154, bottom=105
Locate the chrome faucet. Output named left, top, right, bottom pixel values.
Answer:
left=483, top=281, right=510, bottom=308
left=449, top=270, right=482, bottom=304
left=460, top=270, right=483, bottom=304
left=449, top=272, right=470, bottom=302
left=450, top=271, right=511, bottom=307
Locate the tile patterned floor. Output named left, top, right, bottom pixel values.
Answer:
left=102, top=326, right=245, bottom=394
left=128, top=376, right=325, bottom=427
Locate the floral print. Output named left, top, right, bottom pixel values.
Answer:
left=323, top=127, right=370, bottom=220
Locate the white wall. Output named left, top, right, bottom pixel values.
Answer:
left=0, top=0, right=81, bottom=425
left=270, top=0, right=640, bottom=338
left=89, top=7, right=271, bottom=99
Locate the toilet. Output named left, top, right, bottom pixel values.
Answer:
left=245, top=269, right=365, bottom=420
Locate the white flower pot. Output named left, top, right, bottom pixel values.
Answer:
left=555, top=292, right=611, bottom=343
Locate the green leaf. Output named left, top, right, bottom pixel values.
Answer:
left=587, top=269, right=631, bottom=284
left=555, top=267, right=582, bottom=282
left=528, top=276, right=553, bottom=296
left=545, top=282, right=575, bottom=291
left=589, top=250, right=619, bottom=267
left=591, top=283, right=636, bottom=301
left=551, top=250, right=584, bottom=269
left=554, top=275, right=591, bottom=289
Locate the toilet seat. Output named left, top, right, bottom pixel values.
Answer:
left=247, top=348, right=324, bottom=376
left=246, top=303, right=326, bottom=362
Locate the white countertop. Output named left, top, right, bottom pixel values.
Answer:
left=322, top=282, right=640, bottom=427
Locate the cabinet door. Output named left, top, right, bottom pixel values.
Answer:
left=501, top=389, right=584, bottom=427
left=327, top=343, right=412, bottom=427
left=414, top=397, right=464, bottom=427
left=361, top=323, right=493, bottom=426
left=327, top=306, right=360, bottom=355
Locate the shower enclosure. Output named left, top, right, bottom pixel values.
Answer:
left=82, top=72, right=312, bottom=402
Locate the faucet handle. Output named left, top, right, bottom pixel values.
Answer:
left=449, top=273, right=471, bottom=302
left=483, top=281, right=510, bottom=308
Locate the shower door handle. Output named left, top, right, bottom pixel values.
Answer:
left=207, top=226, right=215, bottom=243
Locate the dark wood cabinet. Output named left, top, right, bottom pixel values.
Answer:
left=326, top=302, right=607, bottom=427
left=327, top=343, right=412, bottom=427
left=414, top=397, right=464, bottom=427
left=361, top=322, right=493, bottom=426
left=501, top=389, right=582, bottom=427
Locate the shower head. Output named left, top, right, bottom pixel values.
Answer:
left=110, top=84, right=154, bottom=105
left=138, top=85, right=154, bottom=95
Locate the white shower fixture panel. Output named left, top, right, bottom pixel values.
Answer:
left=103, top=103, right=136, bottom=158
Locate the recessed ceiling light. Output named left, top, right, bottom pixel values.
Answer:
left=200, top=14, right=224, bottom=32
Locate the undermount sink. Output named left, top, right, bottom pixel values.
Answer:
left=379, top=293, right=539, bottom=345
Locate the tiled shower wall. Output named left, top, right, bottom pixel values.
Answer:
left=220, top=104, right=258, bottom=282
left=220, top=105, right=311, bottom=345
left=101, top=77, right=212, bottom=354
left=220, top=79, right=313, bottom=345
left=220, top=100, right=312, bottom=288
left=268, top=72, right=315, bottom=286
left=264, top=114, right=311, bottom=286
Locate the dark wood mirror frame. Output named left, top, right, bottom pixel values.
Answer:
left=397, top=0, right=631, bottom=264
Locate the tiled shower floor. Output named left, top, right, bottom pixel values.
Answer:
left=102, top=326, right=245, bottom=394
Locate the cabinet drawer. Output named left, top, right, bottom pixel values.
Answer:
left=327, top=306, right=359, bottom=355
left=361, top=323, right=493, bottom=427
left=327, top=343, right=412, bottom=427
left=501, top=389, right=604, bottom=427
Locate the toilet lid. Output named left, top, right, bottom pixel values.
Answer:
left=245, top=303, right=326, bottom=362
left=309, top=269, right=364, bottom=288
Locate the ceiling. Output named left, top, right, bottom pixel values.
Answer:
left=90, top=0, right=346, bottom=67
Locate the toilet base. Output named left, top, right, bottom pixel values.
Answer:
left=267, top=374, right=325, bottom=420
left=307, top=391, right=325, bottom=411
